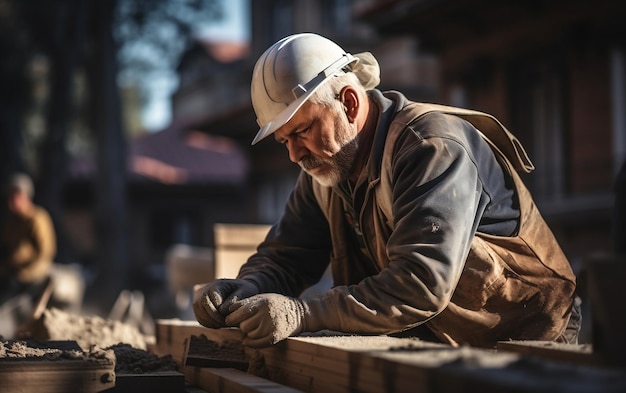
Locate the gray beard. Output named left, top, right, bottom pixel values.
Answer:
left=300, top=137, right=359, bottom=187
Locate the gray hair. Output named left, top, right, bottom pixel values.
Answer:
left=7, top=173, right=34, bottom=198
left=309, top=71, right=363, bottom=108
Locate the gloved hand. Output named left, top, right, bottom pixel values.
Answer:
left=192, top=279, right=259, bottom=329
left=226, top=293, right=307, bottom=348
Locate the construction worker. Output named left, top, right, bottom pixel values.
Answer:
left=0, top=173, right=56, bottom=305
left=193, top=33, right=580, bottom=348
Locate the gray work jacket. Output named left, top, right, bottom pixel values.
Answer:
left=238, top=90, right=576, bottom=348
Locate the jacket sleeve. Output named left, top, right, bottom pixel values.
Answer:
left=306, top=114, right=491, bottom=334
left=32, top=208, right=56, bottom=268
left=237, top=171, right=333, bottom=297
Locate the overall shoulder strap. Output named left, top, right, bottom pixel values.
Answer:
left=378, top=102, right=534, bottom=225
left=389, top=102, right=534, bottom=172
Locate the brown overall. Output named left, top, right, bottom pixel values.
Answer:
left=382, top=103, right=577, bottom=347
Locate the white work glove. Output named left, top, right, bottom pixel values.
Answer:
left=192, top=279, right=259, bottom=328
left=226, top=293, right=306, bottom=348
left=226, top=293, right=340, bottom=348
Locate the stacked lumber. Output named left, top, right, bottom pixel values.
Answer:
left=257, top=335, right=446, bottom=393
left=150, top=319, right=304, bottom=392
left=258, top=335, right=626, bottom=393
left=149, top=319, right=246, bottom=365
left=152, top=320, right=626, bottom=393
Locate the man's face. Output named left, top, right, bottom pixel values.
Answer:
left=274, top=101, right=359, bottom=187
left=7, top=190, right=31, bottom=216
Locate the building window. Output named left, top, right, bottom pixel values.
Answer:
left=509, top=49, right=615, bottom=217
left=270, top=0, right=293, bottom=43
left=320, top=0, right=350, bottom=37
left=510, top=55, right=568, bottom=204
left=528, top=73, right=567, bottom=200
left=611, top=47, right=626, bottom=175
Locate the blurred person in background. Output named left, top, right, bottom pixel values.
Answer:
left=0, top=173, right=56, bottom=306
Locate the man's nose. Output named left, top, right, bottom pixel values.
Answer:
left=287, top=140, right=307, bottom=163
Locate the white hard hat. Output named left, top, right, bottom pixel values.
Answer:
left=250, top=33, right=358, bottom=145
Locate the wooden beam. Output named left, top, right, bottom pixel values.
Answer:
left=496, top=340, right=600, bottom=366
left=184, top=334, right=249, bottom=370
left=0, top=360, right=115, bottom=393
left=113, top=371, right=185, bottom=393
left=214, top=224, right=270, bottom=279
left=183, top=367, right=304, bottom=393
left=149, top=319, right=245, bottom=365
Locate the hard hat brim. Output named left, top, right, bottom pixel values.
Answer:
left=251, top=53, right=357, bottom=145
left=251, top=88, right=314, bottom=145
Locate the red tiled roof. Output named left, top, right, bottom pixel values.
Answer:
left=129, top=127, right=248, bottom=185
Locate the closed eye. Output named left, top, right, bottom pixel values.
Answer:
left=274, top=120, right=314, bottom=145
left=296, top=127, right=311, bottom=137
left=274, top=133, right=288, bottom=144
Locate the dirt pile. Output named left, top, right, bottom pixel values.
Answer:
left=0, top=316, right=181, bottom=393
left=23, top=308, right=149, bottom=350
left=187, top=335, right=247, bottom=362
left=0, top=339, right=178, bottom=377
left=107, top=343, right=177, bottom=374
left=185, top=334, right=249, bottom=370
left=0, top=339, right=114, bottom=365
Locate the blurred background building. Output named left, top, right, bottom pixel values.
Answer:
left=1, top=0, right=624, bottom=339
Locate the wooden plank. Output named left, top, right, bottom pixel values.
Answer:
left=259, top=347, right=386, bottom=393
left=282, top=335, right=446, bottom=358
left=183, top=366, right=305, bottom=393
left=256, top=365, right=314, bottom=393
left=0, top=360, right=115, bottom=393
left=110, top=371, right=185, bottom=393
left=375, top=345, right=626, bottom=393
left=258, top=335, right=448, bottom=393
left=151, top=320, right=245, bottom=366
left=213, top=223, right=270, bottom=279
left=184, top=334, right=249, bottom=370
left=496, top=340, right=600, bottom=366
left=213, top=224, right=271, bottom=247
left=261, top=360, right=353, bottom=392
left=260, top=344, right=350, bottom=374
left=151, top=321, right=296, bottom=392
left=166, top=245, right=215, bottom=293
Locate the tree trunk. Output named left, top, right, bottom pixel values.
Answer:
left=0, top=1, right=31, bottom=230
left=37, top=0, right=88, bottom=262
left=87, top=0, right=129, bottom=313
left=0, top=2, right=29, bottom=193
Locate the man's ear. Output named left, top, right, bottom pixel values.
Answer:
left=338, top=86, right=359, bottom=123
